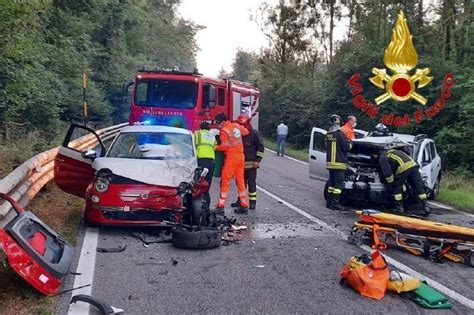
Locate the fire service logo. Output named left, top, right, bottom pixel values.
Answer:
left=348, top=11, right=454, bottom=126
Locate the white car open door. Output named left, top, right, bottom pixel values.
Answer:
left=308, top=127, right=329, bottom=181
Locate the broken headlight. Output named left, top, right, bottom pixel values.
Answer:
left=94, top=177, right=109, bottom=193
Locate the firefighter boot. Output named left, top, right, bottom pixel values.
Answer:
left=231, top=198, right=240, bottom=208
left=326, top=193, right=333, bottom=210
left=330, top=195, right=347, bottom=211
left=234, top=207, right=249, bottom=215
left=422, top=200, right=431, bottom=217
left=249, top=200, right=256, bottom=210
left=393, top=201, right=404, bottom=213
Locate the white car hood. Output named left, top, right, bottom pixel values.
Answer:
left=92, top=157, right=197, bottom=187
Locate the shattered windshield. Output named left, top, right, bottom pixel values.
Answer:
left=107, top=132, right=194, bottom=160
left=134, top=79, right=198, bottom=109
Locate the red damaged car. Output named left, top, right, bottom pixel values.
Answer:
left=54, top=124, right=209, bottom=227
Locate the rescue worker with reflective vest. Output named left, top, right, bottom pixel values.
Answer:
left=214, top=112, right=250, bottom=214
left=325, top=114, right=351, bottom=210
left=378, top=148, right=430, bottom=216
left=194, top=121, right=216, bottom=208
left=231, top=115, right=264, bottom=210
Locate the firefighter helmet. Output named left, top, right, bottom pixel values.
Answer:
left=330, top=114, right=341, bottom=125
left=236, top=115, right=250, bottom=126
left=372, top=123, right=391, bottom=137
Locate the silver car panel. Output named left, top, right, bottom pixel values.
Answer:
left=308, top=127, right=328, bottom=181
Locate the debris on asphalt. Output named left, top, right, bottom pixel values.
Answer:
left=56, top=284, right=91, bottom=296
left=256, top=265, right=265, bottom=268
left=231, top=224, right=247, bottom=231
left=171, top=258, right=178, bottom=266
left=97, top=245, right=127, bottom=253
left=70, top=294, right=124, bottom=314
left=131, top=230, right=173, bottom=245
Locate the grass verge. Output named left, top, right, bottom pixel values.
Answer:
left=0, top=183, right=84, bottom=315
left=438, top=173, right=474, bottom=213
left=264, top=137, right=474, bottom=213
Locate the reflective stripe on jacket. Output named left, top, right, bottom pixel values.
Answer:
left=326, top=125, right=351, bottom=170
left=194, top=129, right=216, bottom=159
left=379, top=149, right=418, bottom=183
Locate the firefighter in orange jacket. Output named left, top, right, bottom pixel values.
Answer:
left=215, top=112, right=250, bottom=214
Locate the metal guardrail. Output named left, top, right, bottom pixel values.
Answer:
left=0, top=123, right=128, bottom=226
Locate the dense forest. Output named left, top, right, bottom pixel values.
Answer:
left=0, top=0, right=198, bottom=144
left=0, top=0, right=472, bottom=174
left=231, top=0, right=473, bottom=173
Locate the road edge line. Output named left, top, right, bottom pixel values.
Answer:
left=264, top=148, right=309, bottom=166
left=257, top=185, right=474, bottom=310
left=67, top=227, right=99, bottom=315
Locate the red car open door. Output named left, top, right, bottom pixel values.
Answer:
left=54, top=124, right=105, bottom=198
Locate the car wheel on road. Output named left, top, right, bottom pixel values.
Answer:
left=172, top=227, right=222, bottom=249
left=428, top=177, right=440, bottom=200
left=191, top=197, right=208, bottom=226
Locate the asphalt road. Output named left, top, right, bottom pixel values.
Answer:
left=57, top=151, right=474, bottom=314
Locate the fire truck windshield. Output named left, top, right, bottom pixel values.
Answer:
left=134, top=79, right=198, bottom=109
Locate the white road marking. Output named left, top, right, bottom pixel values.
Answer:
left=264, top=148, right=309, bottom=166
left=428, top=201, right=474, bottom=218
left=68, top=227, right=99, bottom=315
left=257, top=185, right=474, bottom=310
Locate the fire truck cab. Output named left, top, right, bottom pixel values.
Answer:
left=126, top=68, right=260, bottom=131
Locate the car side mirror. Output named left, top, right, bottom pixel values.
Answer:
left=82, top=149, right=97, bottom=160
left=203, top=85, right=216, bottom=109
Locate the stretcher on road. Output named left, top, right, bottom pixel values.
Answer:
left=348, top=210, right=474, bottom=267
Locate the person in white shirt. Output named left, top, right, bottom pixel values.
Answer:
left=276, top=120, right=288, bottom=157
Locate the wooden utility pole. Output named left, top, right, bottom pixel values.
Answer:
left=82, top=72, right=88, bottom=125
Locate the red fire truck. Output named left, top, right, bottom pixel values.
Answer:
left=125, top=68, right=260, bottom=131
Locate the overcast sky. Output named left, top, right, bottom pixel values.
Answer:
left=179, top=0, right=278, bottom=77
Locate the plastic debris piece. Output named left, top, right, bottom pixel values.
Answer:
left=96, top=246, right=127, bottom=253
left=231, top=225, right=248, bottom=231
left=70, top=294, right=124, bottom=314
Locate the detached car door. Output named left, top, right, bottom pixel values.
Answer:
left=0, top=193, right=74, bottom=296
left=54, top=124, right=105, bottom=198
left=309, top=127, right=329, bottom=181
